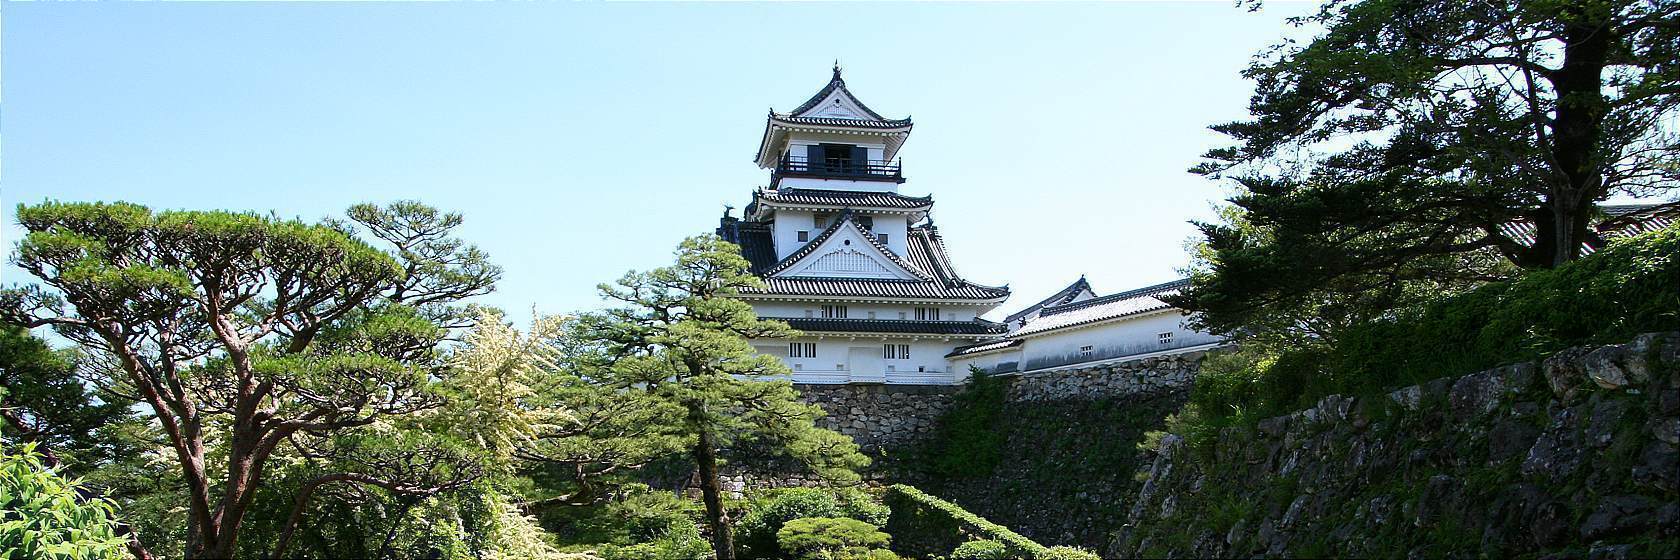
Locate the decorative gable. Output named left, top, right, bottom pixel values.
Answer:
left=770, top=214, right=928, bottom=281
left=797, top=88, right=874, bottom=120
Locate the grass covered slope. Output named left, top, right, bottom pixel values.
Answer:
left=1186, top=224, right=1680, bottom=435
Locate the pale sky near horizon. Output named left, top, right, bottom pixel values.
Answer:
left=2, top=1, right=1326, bottom=322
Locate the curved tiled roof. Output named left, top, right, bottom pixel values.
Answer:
left=945, top=338, right=1023, bottom=358
left=752, top=188, right=933, bottom=211
left=1004, top=276, right=1094, bottom=324
left=1012, top=279, right=1188, bottom=337
left=775, top=317, right=1006, bottom=335
left=785, top=67, right=894, bottom=122
left=717, top=215, right=1010, bottom=302
left=768, top=114, right=914, bottom=129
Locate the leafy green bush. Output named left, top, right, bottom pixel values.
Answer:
left=1189, top=224, right=1680, bottom=428
left=951, top=539, right=1011, bottom=559
left=557, top=486, right=708, bottom=560
left=1039, top=545, right=1102, bottom=560
left=735, top=487, right=889, bottom=558
left=0, top=441, right=130, bottom=560
left=776, top=517, right=892, bottom=559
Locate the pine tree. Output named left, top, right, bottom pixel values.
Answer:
left=574, top=235, right=868, bottom=560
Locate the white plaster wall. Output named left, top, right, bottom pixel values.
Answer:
left=869, top=214, right=909, bottom=256
left=1017, top=311, right=1220, bottom=370
left=772, top=210, right=814, bottom=260
left=760, top=336, right=966, bottom=385
left=948, top=348, right=1023, bottom=380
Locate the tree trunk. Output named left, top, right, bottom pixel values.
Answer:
left=692, top=429, right=736, bottom=560
left=1544, top=6, right=1614, bottom=266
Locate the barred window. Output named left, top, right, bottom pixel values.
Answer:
left=1158, top=332, right=1173, bottom=345
left=789, top=343, right=817, bottom=358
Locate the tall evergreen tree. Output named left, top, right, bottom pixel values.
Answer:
left=1181, top=0, right=1679, bottom=338
left=2, top=200, right=499, bottom=558
left=574, top=235, right=867, bottom=560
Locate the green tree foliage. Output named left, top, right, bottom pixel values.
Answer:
left=1181, top=0, right=1680, bottom=340
left=775, top=517, right=892, bottom=560
left=0, top=326, right=133, bottom=471
left=1183, top=222, right=1679, bottom=434
left=0, top=440, right=129, bottom=560
left=571, top=235, right=868, bottom=559
left=2, top=200, right=500, bottom=558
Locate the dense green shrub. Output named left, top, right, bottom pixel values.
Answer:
left=881, top=485, right=1047, bottom=558
left=735, top=487, right=889, bottom=559
left=951, top=539, right=1011, bottom=559
left=923, top=367, right=1008, bottom=478
left=552, top=486, right=709, bottom=560
left=776, top=517, right=892, bottom=559
left=1189, top=224, right=1680, bottom=429
left=0, top=441, right=130, bottom=560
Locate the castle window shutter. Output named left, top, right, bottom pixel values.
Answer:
left=850, top=146, right=868, bottom=171
left=806, top=144, right=824, bottom=167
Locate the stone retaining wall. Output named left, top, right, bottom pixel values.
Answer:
left=796, top=383, right=960, bottom=452
left=1005, top=350, right=1208, bottom=402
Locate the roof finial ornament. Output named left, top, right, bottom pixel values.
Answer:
left=722, top=203, right=734, bottom=219
left=833, top=60, right=843, bottom=81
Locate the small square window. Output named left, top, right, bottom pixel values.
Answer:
left=897, top=311, right=907, bottom=319
left=867, top=311, right=876, bottom=319
left=805, top=309, right=814, bottom=318
left=1158, top=332, right=1174, bottom=345
left=877, top=233, right=889, bottom=244
left=1079, top=345, right=1094, bottom=357
left=794, top=363, right=803, bottom=371
left=797, top=230, right=809, bottom=242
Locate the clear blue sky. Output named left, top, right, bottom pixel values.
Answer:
left=3, top=1, right=1322, bottom=321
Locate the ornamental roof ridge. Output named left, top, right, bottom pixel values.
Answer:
left=1038, top=278, right=1190, bottom=318
left=1005, top=276, right=1096, bottom=324
left=781, top=67, right=896, bottom=122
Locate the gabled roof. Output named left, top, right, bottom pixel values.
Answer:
left=756, top=67, right=914, bottom=168
left=717, top=216, right=1010, bottom=302
left=747, top=187, right=934, bottom=220
left=1004, top=276, right=1096, bottom=324
left=762, top=210, right=931, bottom=281
left=945, top=338, right=1023, bottom=358
left=1012, top=279, right=1189, bottom=337
left=784, top=65, right=893, bottom=121
left=775, top=317, right=1007, bottom=336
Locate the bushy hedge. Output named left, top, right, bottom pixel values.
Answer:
left=1188, top=223, right=1680, bottom=430
left=881, top=485, right=1100, bottom=560
left=776, top=517, right=894, bottom=559
left=734, top=487, right=889, bottom=559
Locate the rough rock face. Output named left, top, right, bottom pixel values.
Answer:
left=1113, top=333, right=1680, bottom=558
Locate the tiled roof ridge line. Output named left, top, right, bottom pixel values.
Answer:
left=1004, top=277, right=1093, bottom=323
left=1040, top=278, right=1191, bottom=317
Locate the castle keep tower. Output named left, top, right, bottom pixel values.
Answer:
left=717, top=67, right=1011, bottom=385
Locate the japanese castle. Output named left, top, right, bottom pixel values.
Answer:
left=716, top=66, right=1013, bottom=385
left=714, top=68, right=1680, bottom=387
